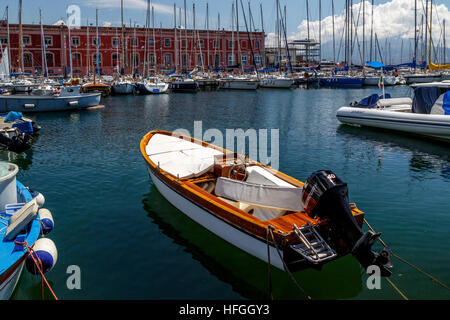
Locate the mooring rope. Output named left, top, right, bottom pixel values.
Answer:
left=364, top=218, right=450, bottom=292
left=267, top=226, right=311, bottom=300
left=14, top=240, right=58, bottom=300
left=266, top=228, right=273, bottom=300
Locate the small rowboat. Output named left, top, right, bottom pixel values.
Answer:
left=140, top=130, right=392, bottom=276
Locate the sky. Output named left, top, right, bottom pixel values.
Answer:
left=1, top=0, right=449, bottom=63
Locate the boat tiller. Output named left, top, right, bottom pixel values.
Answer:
left=301, top=170, right=392, bottom=277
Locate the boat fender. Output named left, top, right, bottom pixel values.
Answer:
left=38, top=208, right=54, bottom=235
left=26, top=238, right=58, bottom=275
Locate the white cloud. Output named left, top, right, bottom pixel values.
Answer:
left=290, top=0, right=450, bottom=45
left=103, top=21, right=112, bottom=27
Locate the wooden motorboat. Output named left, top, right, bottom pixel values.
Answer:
left=81, top=82, right=111, bottom=97
left=140, top=130, right=392, bottom=275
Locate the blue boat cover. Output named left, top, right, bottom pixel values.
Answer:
left=443, top=91, right=450, bottom=115
left=5, top=111, right=23, bottom=122
left=366, top=61, right=386, bottom=69
left=412, top=86, right=442, bottom=114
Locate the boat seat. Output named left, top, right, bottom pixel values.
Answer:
left=246, top=166, right=296, bottom=187
left=216, top=197, right=285, bottom=221
left=215, top=177, right=303, bottom=212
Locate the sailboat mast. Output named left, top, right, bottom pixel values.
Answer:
left=121, top=0, right=125, bottom=74
left=6, top=6, right=11, bottom=76
left=174, top=3, right=178, bottom=73
left=444, top=19, right=446, bottom=64
left=414, top=0, right=417, bottom=70
left=362, top=0, right=365, bottom=68
left=231, top=3, right=235, bottom=67
left=95, top=9, right=99, bottom=83
left=87, top=19, right=90, bottom=76
left=236, top=0, right=242, bottom=73
left=428, top=0, right=433, bottom=72
left=319, top=0, right=321, bottom=62
left=332, top=0, right=335, bottom=62
left=276, top=0, right=280, bottom=70
left=184, top=0, right=187, bottom=71
left=152, top=6, right=156, bottom=74
left=18, top=0, right=23, bottom=73
left=206, top=3, right=210, bottom=71
left=306, top=0, right=310, bottom=65
left=370, top=0, right=373, bottom=61
left=40, top=9, right=48, bottom=78
left=67, top=9, right=73, bottom=79
left=425, top=0, right=428, bottom=68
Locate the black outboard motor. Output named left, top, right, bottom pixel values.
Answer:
left=302, top=170, right=392, bottom=277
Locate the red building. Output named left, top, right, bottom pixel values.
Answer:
left=0, top=23, right=265, bottom=76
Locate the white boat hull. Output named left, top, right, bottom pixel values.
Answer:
left=336, top=106, right=450, bottom=141
left=220, top=80, right=259, bottom=90
left=144, top=83, right=169, bottom=94
left=260, top=78, right=294, bottom=88
left=363, top=76, right=396, bottom=86
left=0, top=261, right=24, bottom=300
left=148, top=168, right=284, bottom=270
left=404, top=74, right=442, bottom=84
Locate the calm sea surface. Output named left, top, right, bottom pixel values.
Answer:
left=4, top=85, right=449, bottom=300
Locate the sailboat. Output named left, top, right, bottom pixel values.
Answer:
left=81, top=9, right=111, bottom=97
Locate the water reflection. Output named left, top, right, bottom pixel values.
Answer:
left=142, top=184, right=363, bottom=300
left=336, top=125, right=450, bottom=181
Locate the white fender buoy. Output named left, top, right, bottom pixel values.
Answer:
left=38, top=208, right=54, bottom=235
left=26, top=238, right=58, bottom=275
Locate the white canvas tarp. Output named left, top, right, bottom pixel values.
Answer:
left=146, top=134, right=223, bottom=179
left=215, top=177, right=303, bottom=212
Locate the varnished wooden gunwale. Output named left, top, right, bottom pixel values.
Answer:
left=140, top=130, right=365, bottom=246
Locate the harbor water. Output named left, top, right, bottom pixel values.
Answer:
left=4, top=86, right=449, bottom=300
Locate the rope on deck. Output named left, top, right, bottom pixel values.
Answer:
left=364, top=218, right=450, bottom=293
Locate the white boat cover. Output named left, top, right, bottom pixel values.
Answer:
left=215, top=177, right=303, bottom=212
left=5, top=199, right=38, bottom=241
left=377, top=97, right=413, bottom=107
left=246, top=166, right=296, bottom=187
left=146, top=134, right=223, bottom=179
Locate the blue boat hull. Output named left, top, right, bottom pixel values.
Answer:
left=0, top=93, right=101, bottom=113
left=319, top=77, right=364, bottom=87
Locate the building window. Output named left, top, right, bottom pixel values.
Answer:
left=131, top=53, right=139, bottom=66
left=46, top=53, right=54, bottom=66
left=148, top=53, right=155, bottom=66
left=228, top=54, right=235, bottom=66
left=93, top=53, right=102, bottom=65
left=0, top=37, right=8, bottom=44
left=112, top=53, right=120, bottom=61
left=197, top=54, right=203, bottom=65
left=71, top=37, right=80, bottom=47
left=197, top=39, right=204, bottom=48
left=22, top=36, right=31, bottom=46
left=213, top=40, right=219, bottom=48
left=254, top=41, right=260, bottom=49
left=228, top=40, right=233, bottom=49
left=149, top=39, right=154, bottom=46
left=164, top=39, right=171, bottom=47
left=254, top=54, right=261, bottom=66
left=241, top=40, right=247, bottom=49
left=44, top=37, right=52, bottom=46
left=72, top=53, right=81, bottom=61
left=131, top=38, right=138, bottom=47
left=214, top=54, right=220, bottom=67
left=23, top=52, right=33, bottom=66
left=93, top=37, right=100, bottom=46
left=182, top=54, right=188, bottom=67
left=241, top=54, right=248, bottom=66
left=112, top=38, right=119, bottom=48
left=164, top=54, right=172, bottom=66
